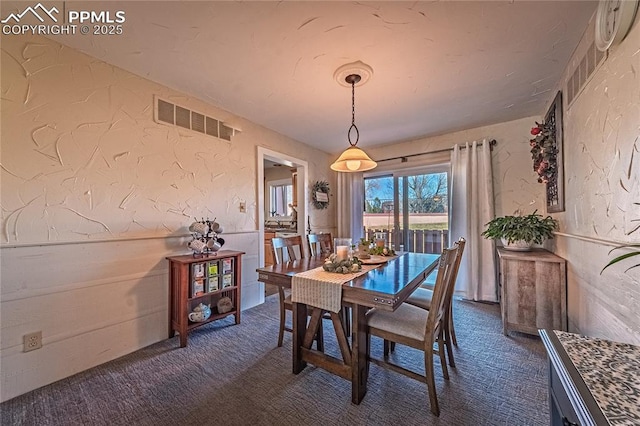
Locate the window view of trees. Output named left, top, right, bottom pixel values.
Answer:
left=363, top=171, right=449, bottom=253
left=364, top=176, right=392, bottom=213
left=407, top=173, right=447, bottom=213
left=364, top=174, right=448, bottom=214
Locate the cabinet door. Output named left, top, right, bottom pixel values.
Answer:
left=265, top=243, right=274, bottom=265
left=534, top=261, right=565, bottom=330
left=503, top=258, right=564, bottom=333
left=292, top=171, right=297, bottom=207
left=264, top=232, right=276, bottom=266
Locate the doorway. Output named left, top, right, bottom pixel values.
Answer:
left=257, top=147, right=308, bottom=268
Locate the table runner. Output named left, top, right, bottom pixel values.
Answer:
left=291, top=264, right=378, bottom=313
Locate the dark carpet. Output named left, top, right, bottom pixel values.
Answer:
left=1, top=295, right=549, bottom=425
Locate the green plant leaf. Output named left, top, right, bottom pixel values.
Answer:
left=481, top=210, right=558, bottom=244
left=601, top=245, right=640, bottom=274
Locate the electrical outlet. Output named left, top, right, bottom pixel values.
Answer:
left=23, top=331, right=42, bottom=352
left=239, top=201, right=246, bottom=213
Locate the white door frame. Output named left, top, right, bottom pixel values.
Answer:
left=257, top=147, right=308, bottom=266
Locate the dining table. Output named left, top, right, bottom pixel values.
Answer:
left=256, top=251, right=440, bottom=404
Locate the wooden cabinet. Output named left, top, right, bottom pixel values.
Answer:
left=167, top=250, right=244, bottom=347
left=264, top=231, right=276, bottom=266
left=497, top=248, right=566, bottom=336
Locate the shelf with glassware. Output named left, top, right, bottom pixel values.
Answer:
left=166, top=250, right=244, bottom=347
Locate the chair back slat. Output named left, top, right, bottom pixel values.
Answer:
left=444, top=237, right=465, bottom=310
left=271, top=235, right=305, bottom=264
left=424, top=240, right=463, bottom=339
left=308, top=233, right=333, bottom=257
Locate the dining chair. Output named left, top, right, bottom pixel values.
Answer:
left=365, top=240, right=463, bottom=417
left=307, top=233, right=353, bottom=337
left=404, top=237, right=466, bottom=367
left=272, top=235, right=305, bottom=264
left=271, top=236, right=323, bottom=348
left=307, top=233, right=333, bottom=257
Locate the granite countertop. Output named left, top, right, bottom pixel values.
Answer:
left=554, top=331, right=640, bottom=425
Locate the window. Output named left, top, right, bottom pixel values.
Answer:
left=268, top=179, right=293, bottom=217
left=364, top=166, right=449, bottom=254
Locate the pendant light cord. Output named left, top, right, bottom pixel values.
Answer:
left=348, top=78, right=359, bottom=147
left=330, top=66, right=376, bottom=173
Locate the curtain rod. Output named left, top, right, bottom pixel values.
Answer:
left=376, top=139, right=497, bottom=163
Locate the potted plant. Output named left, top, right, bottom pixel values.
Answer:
left=357, top=237, right=372, bottom=259
left=481, top=210, right=559, bottom=251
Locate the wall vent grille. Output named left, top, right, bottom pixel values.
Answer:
left=191, top=112, right=205, bottom=133
left=205, top=116, right=219, bottom=138
left=175, top=105, right=190, bottom=129
left=566, top=41, right=606, bottom=107
left=157, top=99, right=174, bottom=124
left=153, top=96, right=240, bottom=141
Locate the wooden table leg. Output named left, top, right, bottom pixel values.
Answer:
left=292, top=301, right=308, bottom=374
left=351, top=303, right=368, bottom=404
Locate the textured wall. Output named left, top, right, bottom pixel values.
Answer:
left=550, top=15, right=639, bottom=344
left=0, top=34, right=336, bottom=401
left=0, top=36, right=335, bottom=243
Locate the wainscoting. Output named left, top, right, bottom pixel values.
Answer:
left=0, top=232, right=260, bottom=402
left=552, top=232, right=639, bottom=345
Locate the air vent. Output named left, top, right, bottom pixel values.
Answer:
left=219, top=123, right=233, bottom=141
left=191, top=112, right=205, bottom=133
left=157, top=99, right=174, bottom=124
left=567, top=41, right=606, bottom=107
left=206, top=116, right=219, bottom=138
left=175, top=106, right=190, bottom=129
left=153, top=96, right=240, bottom=141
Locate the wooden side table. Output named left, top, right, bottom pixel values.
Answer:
left=167, top=250, right=244, bottom=347
left=497, top=248, right=566, bottom=336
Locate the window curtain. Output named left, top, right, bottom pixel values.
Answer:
left=449, top=140, right=497, bottom=302
left=336, top=172, right=364, bottom=242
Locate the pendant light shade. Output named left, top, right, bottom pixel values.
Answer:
left=330, top=67, right=377, bottom=173
left=330, top=146, right=377, bottom=172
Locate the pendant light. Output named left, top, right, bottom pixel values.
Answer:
left=330, top=67, right=377, bottom=173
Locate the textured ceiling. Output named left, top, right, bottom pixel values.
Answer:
left=44, top=1, right=596, bottom=154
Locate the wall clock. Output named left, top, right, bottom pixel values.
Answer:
left=595, top=0, right=639, bottom=51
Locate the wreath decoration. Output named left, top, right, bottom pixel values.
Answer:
left=323, top=253, right=362, bottom=274
left=530, top=121, right=558, bottom=184
left=312, top=180, right=330, bottom=210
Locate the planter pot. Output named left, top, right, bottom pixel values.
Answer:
left=357, top=243, right=371, bottom=259
left=501, top=238, right=533, bottom=251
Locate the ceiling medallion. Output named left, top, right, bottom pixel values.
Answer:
left=333, top=61, right=374, bottom=88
